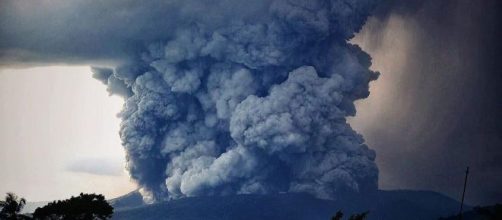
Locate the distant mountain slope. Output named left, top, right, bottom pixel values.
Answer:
left=22, top=201, right=49, bottom=214
left=111, top=190, right=465, bottom=220
left=109, top=190, right=145, bottom=210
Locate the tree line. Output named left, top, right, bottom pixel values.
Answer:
left=0, top=192, right=113, bottom=220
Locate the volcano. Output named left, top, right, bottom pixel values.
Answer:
left=110, top=190, right=464, bottom=220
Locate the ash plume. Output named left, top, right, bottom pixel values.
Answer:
left=2, top=0, right=381, bottom=202
left=91, top=0, right=381, bottom=202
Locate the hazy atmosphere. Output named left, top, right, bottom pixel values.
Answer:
left=0, top=66, right=136, bottom=201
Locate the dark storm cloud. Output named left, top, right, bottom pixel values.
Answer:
left=356, top=0, right=502, bottom=205
left=0, top=0, right=271, bottom=67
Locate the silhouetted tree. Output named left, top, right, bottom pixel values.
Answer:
left=332, top=210, right=344, bottom=220
left=331, top=210, right=368, bottom=220
left=0, top=192, right=29, bottom=220
left=348, top=211, right=369, bottom=220
left=474, top=204, right=502, bottom=220
left=439, top=204, right=502, bottom=220
left=33, top=193, right=113, bottom=220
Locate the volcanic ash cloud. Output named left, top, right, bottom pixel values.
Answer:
left=93, top=0, right=381, bottom=202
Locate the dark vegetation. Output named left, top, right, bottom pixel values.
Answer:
left=33, top=193, right=113, bottom=220
left=331, top=210, right=369, bottom=220
left=0, top=192, right=113, bottom=220
left=439, top=204, right=502, bottom=220
left=0, top=193, right=29, bottom=220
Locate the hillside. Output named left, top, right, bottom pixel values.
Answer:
left=111, top=190, right=465, bottom=220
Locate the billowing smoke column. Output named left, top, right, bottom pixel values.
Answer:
left=93, top=0, right=380, bottom=202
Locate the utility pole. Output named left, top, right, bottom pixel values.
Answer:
left=458, top=166, right=469, bottom=220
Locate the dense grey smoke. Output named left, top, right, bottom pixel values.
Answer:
left=90, top=0, right=381, bottom=202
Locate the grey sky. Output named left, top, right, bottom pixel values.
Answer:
left=0, top=66, right=136, bottom=201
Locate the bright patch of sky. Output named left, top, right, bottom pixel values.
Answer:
left=0, top=66, right=136, bottom=202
